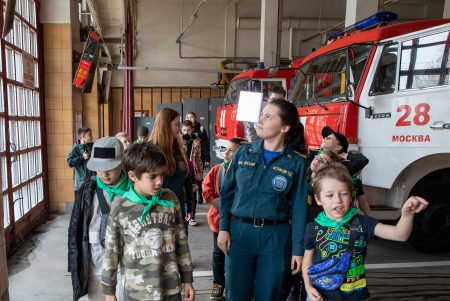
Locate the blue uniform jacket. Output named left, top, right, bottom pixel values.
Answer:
left=219, top=140, right=308, bottom=256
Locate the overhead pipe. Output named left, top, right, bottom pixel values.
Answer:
left=122, top=1, right=134, bottom=138
left=237, top=17, right=342, bottom=31
left=176, top=0, right=207, bottom=43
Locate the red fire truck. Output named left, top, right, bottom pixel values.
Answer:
left=289, top=13, right=450, bottom=252
left=214, top=64, right=302, bottom=158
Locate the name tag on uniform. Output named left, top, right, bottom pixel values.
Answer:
left=272, top=166, right=293, bottom=177
left=238, top=161, right=257, bottom=168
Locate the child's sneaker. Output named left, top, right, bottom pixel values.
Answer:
left=210, top=283, right=224, bottom=300
left=189, top=219, right=197, bottom=226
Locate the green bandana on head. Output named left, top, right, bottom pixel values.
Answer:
left=315, top=207, right=358, bottom=230
left=123, top=187, right=176, bottom=224
left=96, top=173, right=131, bottom=202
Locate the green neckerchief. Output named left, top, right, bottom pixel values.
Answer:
left=223, top=160, right=230, bottom=170
left=96, top=173, right=131, bottom=202
left=136, top=137, right=142, bottom=144
left=123, top=187, right=175, bottom=224
left=315, top=207, right=358, bottom=230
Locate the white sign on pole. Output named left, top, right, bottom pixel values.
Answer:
left=236, top=91, right=263, bottom=123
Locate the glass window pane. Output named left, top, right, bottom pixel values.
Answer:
left=15, top=0, right=22, bottom=14
left=6, top=47, right=16, bottom=80
left=14, top=17, right=22, bottom=48
left=34, top=62, right=39, bottom=87
left=1, top=157, right=7, bottom=193
left=0, top=118, right=5, bottom=152
left=37, top=177, right=43, bottom=203
left=15, top=51, right=23, bottom=83
left=13, top=189, right=23, bottom=221
left=7, top=84, right=17, bottom=116
left=30, top=181, right=36, bottom=207
left=34, top=91, right=40, bottom=116
left=22, top=24, right=29, bottom=54
left=22, top=0, right=29, bottom=21
left=3, top=193, right=10, bottom=228
left=22, top=185, right=31, bottom=214
left=400, top=31, right=450, bottom=90
left=36, top=149, right=42, bottom=174
left=0, top=80, right=3, bottom=112
left=16, top=87, right=23, bottom=116
left=36, top=121, right=41, bottom=147
left=29, top=0, right=36, bottom=27
left=370, top=44, right=398, bottom=96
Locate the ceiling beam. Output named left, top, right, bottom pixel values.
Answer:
left=85, top=0, right=113, bottom=64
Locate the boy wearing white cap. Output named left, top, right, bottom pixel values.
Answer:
left=68, top=137, right=129, bottom=301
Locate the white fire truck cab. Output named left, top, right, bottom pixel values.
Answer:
left=289, top=15, right=450, bottom=252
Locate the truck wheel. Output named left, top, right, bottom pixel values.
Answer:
left=408, top=181, right=450, bottom=253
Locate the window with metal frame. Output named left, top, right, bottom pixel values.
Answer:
left=399, top=31, right=450, bottom=90
left=0, top=0, right=45, bottom=247
left=289, top=44, right=372, bottom=106
left=370, top=43, right=399, bottom=96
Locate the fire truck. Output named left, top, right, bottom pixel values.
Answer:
left=214, top=65, right=301, bottom=159
left=289, top=12, right=450, bottom=252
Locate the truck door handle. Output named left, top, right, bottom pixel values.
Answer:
left=430, top=121, right=450, bottom=129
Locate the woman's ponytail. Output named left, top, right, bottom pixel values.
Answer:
left=269, top=99, right=307, bottom=154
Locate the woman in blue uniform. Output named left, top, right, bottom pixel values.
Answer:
left=217, top=99, right=308, bottom=301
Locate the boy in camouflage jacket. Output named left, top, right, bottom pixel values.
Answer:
left=101, top=142, right=195, bottom=301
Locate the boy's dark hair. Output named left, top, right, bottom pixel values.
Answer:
left=182, top=120, right=193, bottom=128
left=77, top=127, right=92, bottom=137
left=313, top=163, right=352, bottom=196
left=123, top=142, right=167, bottom=179
left=229, top=137, right=248, bottom=145
left=269, top=86, right=286, bottom=97
left=137, top=126, right=149, bottom=137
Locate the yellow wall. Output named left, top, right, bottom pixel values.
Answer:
left=44, top=23, right=76, bottom=212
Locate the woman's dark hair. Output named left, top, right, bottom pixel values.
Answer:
left=123, top=142, right=167, bottom=179
left=268, top=99, right=306, bottom=154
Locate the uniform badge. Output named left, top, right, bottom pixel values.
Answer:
left=272, top=175, right=288, bottom=191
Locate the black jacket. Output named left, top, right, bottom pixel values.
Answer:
left=67, top=179, right=96, bottom=301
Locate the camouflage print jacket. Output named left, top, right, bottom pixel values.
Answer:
left=101, top=188, right=193, bottom=300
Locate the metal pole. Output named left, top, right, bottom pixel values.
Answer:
left=122, top=2, right=134, bottom=138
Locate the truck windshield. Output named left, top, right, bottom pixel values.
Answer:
left=289, top=44, right=372, bottom=105
left=224, top=78, right=257, bottom=103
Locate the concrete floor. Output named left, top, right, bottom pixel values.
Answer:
left=7, top=203, right=450, bottom=301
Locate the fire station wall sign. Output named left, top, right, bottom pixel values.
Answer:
left=73, top=31, right=101, bottom=90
